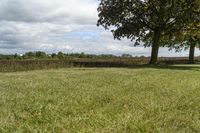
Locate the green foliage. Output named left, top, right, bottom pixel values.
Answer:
left=23, top=52, right=36, bottom=59
left=97, top=0, right=199, bottom=64
left=164, top=22, right=200, bottom=52
left=0, top=51, right=121, bottom=60
left=35, top=51, right=47, bottom=59
left=57, top=52, right=65, bottom=59
left=97, top=0, right=198, bottom=45
left=1, top=67, right=200, bottom=132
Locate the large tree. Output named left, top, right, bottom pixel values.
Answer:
left=97, top=0, right=199, bottom=64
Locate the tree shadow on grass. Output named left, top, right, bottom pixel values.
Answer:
left=129, top=64, right=200, bottom=71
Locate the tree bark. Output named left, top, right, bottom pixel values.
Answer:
left=188, top=42, right=196, bottom=64
left=149, top=30, right=161, bottom=65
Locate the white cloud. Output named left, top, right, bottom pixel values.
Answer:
left=0, top=0, right=199, bottom=57
left=0, top=0, right=97, bottom=24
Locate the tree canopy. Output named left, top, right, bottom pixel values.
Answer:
left=97, top=0, right=200, bottom=64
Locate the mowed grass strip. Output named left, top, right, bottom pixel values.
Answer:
left=0, top=66, right=200, bottom=133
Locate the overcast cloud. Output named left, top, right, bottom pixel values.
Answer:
left=0, top=0, right=199, bottom=56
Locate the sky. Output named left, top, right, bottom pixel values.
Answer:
left=0, top=0, right=199, bottom=57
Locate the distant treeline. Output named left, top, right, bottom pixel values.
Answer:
left=1, top=51, right=200, bottom=72
left=0, top=51, right=141, bottom=60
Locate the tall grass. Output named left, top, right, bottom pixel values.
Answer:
left=0, top=57, right=198, bottom=72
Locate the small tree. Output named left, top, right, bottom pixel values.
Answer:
left=23, top=52, right=35, bottom=59
left=35, top=51, right=47, bottom=59
left=185, top=26, right=200, bottom=63
left=97, top=0, right=199, bottom=64
left=51, top=53, right=57, bottom=59
left=166, top=23, right=200, bottom=63
left=164, top=2, right=200, bottom=63
left=57, top=52, right=65, bottom=59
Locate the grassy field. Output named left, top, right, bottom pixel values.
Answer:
left=1, top=66, right=200, bottom=132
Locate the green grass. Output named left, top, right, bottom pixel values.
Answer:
left=1, top=66, right=200, bottom=132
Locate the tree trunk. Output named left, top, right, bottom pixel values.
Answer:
left=188, top=43, right=196, bottom=64
left=149, top=30, right=161, bottom=65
